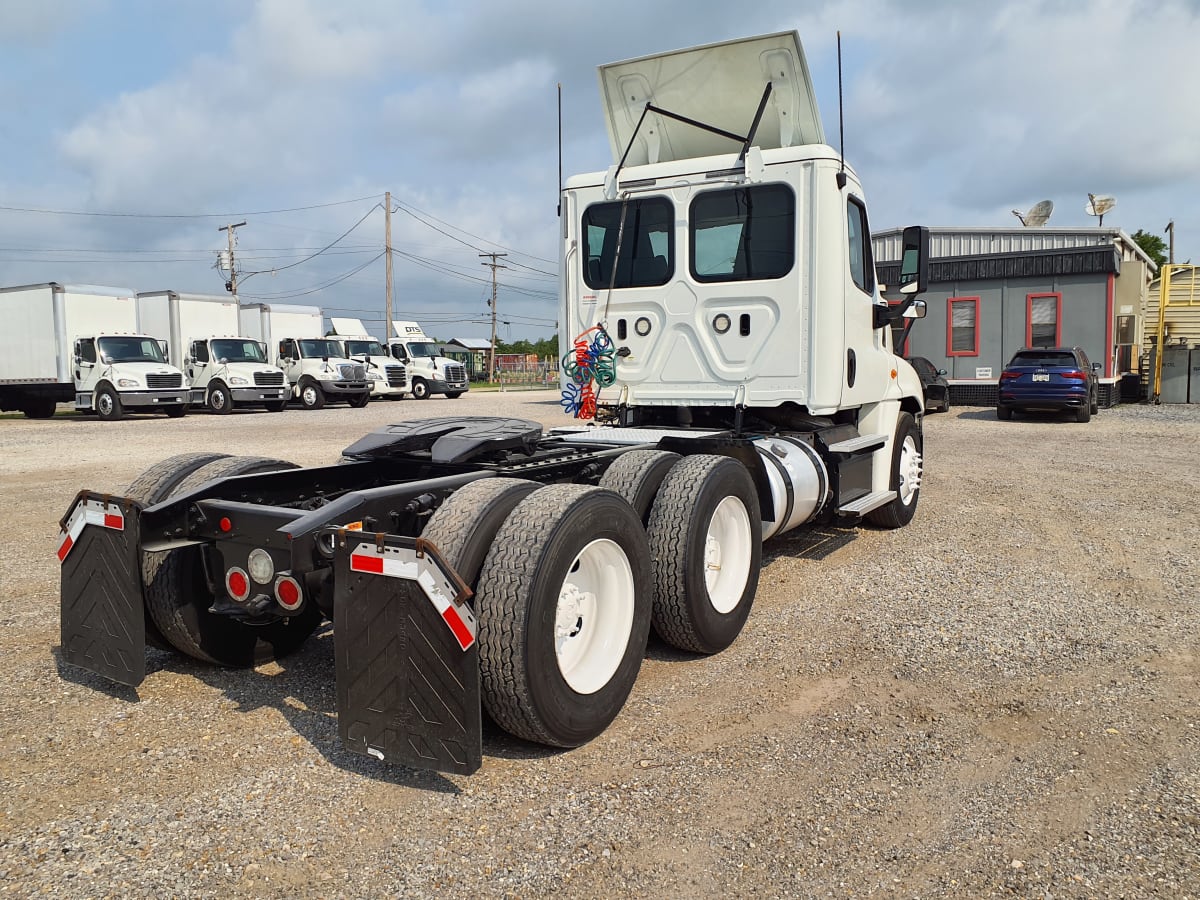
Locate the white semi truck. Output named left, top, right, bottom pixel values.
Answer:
left=58, top=32, right=929, bottom=775
left=136, top=291, right=289, bottom=413
left=328, top=316, right=408, bottom=400
left=0, top=282, right=188, bottom=420
left=238, top=302, right=370, bottom=409
left=386, top=320, right=469, bottom=399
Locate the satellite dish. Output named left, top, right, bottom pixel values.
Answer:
left=1085, top=193, right=1117, bottom=227
left=1011, top=200, right=1054, bottom=227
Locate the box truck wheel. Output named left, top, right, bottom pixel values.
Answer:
left=22, top=396, right=57, bottom=419
left=474, top=485, right=652, bottom=747
left=867, top=412, right=923, bottom=529
left=410, top=378, right=430, bottom=400
left=599, top=449, right=681, bottom=523
left=163, top=404, right=187, bottom=418
left=347, top=391, right=370, bottom=408
left=124, top=452, right=232, bottom=652
left=445, top=391, right=464, bottom=399
left=207, top=382, right=233, bottom=414
left=298, top=379, right=325, bottom=410
left=142, top=456, right=322, bottom=666
left=265, top=398, right=287, bottom=413
left=95, top=384, right=123, bottom=421
left=646, top=455, right=761, bottom=654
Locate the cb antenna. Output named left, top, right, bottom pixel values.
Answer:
left=557, top=82, right=563, bottom=218
left=836, top=31, right=847, bottom=189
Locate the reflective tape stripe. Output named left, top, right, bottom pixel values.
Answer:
left=348, top=543, right=476, bottom=651
left=56, top=499, right=125, bottom=563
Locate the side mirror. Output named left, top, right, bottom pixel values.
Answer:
left=897, top=225, right=930, bottom=296
left=902, top=299, right=927, bottom=319
left=101, top=354, right=114, bottom=365
left=937, top=368, right=947, bottom=376
left=218, top=357, right=229, bottom=365
left=74, top=354, right=82, bottom=365
left=1092, top=362, right=1101, bottom=372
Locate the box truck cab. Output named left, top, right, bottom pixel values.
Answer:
left=137, top=291, right=288, bottom=414
left=386, top=321, right=468, bottom=399
left=238, top=303, right=370, bottom=410
left=0, top=283, right=188, bottom=420
left=329, top=317, right=407, bottom=400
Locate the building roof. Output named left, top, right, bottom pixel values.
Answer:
left=448, top=337, right=492, bottom=350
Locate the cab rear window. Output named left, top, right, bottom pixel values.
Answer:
left=1011, top=351, right=1076, bottom=367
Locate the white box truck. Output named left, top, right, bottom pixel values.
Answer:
left=60, top=32, right=931, bottom=775
left=0, top=282, right=188, bottom=420
left=238, top=302, right=370, bottom=409
left=137, top=291, right=289, bottom=413
left=386, top=321, right=469, bottom=399
left=328, top=317, right=407, bottom=399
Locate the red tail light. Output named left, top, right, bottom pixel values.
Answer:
left=1061, top=370, right=1088, bottom=381
left=225, top=567, right=251, bottom=602
left=999, top=370, right=1021, bottom=383
left=274, top=574, right=303, bottom=611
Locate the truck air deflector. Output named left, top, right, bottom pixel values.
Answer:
left=598, top=31, right=824, bottom=166
left=59, top=492, right=147, bottom=687
left=342, top=417, right=544, bottom=464
left=333, top=534, right=482, bottom=775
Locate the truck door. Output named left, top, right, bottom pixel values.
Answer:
left=840, top=194, right=888, bottom=407
left=74, top=338, right=99, bottom=392
left=188, top=340, right=209, bottom=382
left=278, top=338, right=301, bottom=387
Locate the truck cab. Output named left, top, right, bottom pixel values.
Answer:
left=386, top=321, right=468, bottom=399
left=275, top=336, right=370, bottom=410
left=185, top=336, right=288, bottom=413
left=72, top=333, right=189, bottom=420
left=329, top=317, right=407, bottom=400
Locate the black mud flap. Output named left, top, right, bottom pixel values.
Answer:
left=333, top=535, right=481, bottom=775
left=58, top=493, right=146, bottom=687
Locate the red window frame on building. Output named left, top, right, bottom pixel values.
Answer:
left=946, top=296, right=980, bottom=357
left=1026, top=292, right=1062, bottom=347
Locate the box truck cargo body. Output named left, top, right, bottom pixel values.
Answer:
left=137, top=291, right=288, bottom=413
left=0, top=283, right=188, bottom=419
left=329, top=317, right=407, bottom=399
left=238, top=302, right=370, bottom=409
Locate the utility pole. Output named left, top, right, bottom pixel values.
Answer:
left=480, top=252, right=507, bottom=377
left=385, top=192, right=394, bottom=340
left=218, top=221, right=247, bottom=296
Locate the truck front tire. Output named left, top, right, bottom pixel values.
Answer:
left=347, top=391, right=370, bottom=408
left=95, top=384, right=123, bottom=421
left=298, top=380, right=325, bottom=410
left=410, top=378, right=429, bottom=400
left=867, top=411, right=923, bottom=529
left=207, top=382, right=233, bottom=414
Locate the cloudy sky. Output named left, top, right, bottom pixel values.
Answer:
left=2, top=0, right=1197, bottom=342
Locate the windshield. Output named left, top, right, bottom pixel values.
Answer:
left=345, top=339, right=386, bottom=357
left=97, top=336, right=166, bottom=364
left=407, top=341, right=441, bottom=359
left=210, top=339, right=266, bottom=363
left=297, top=339, right=344, bottom=359
left=1011, top=351, right=1076, bottom=367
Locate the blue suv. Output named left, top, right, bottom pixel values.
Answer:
left=997, top=347, right=1100, bottom=423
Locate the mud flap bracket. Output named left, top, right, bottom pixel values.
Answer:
left=333, top=533, right=481, bottom=775
left=58, top=492, right=146, bottom=687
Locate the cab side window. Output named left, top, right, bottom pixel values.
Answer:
left=847, top=197, right=875, bottom=295
left=77, top=339, right=96, bottom=364
left=191, top=341, right=210, bottom=363
left=279, top=339, right=294, bottom=359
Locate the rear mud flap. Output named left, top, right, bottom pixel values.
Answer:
left=58, top=493, right=146, bottom=687
left=333, top=536, right=481, bottom=775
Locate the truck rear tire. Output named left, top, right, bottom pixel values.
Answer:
left=867, top=412, right=923, bottom=529
left=142, top=456, right=322, bottom=666
left=207, top=382, right=233, bottom=414
left=298, top=380, right=325, bottom=410
left=420, top=478, right=541, bottom=586
left=646, top=455, right=761, bottom=654
left=96, top=384, right=123, bottom=421
left=124, top=452, right=233, bottom=651
left=23, top=396, right=57, bottom=419
left=474, top=485, right=652, bottom=747
left=599, top=449, right=681, bottom=523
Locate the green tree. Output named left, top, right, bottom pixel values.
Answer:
left=1131, top=229, right=1168, bottom=270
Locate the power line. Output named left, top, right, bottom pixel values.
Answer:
left=393, top=200, right=556, bottom=266
left=240, top=251, right=385, bottom=300
left=0, top=194, right=383, bottom=220
left=240, top=204, right=381, bottom=279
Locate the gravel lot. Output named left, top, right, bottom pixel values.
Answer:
left=1, top=392, right=1198, bottom=898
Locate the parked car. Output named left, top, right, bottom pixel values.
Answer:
left=997, top=347, right=1099, bottom=422
left=906, top=356, right=950, bottom=413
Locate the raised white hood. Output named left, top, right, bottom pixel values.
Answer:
left=597, top=31, right=825, bottom=167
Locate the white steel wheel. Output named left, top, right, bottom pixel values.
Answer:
left=646, top=455, right=763, bottom=655
left=554, top=538, right=635, bottom=694
left=868, top=411, right=923, bottom=529
left=897, top=434, right=922, bottom=507
left=703, top=495, right=754, bottom=615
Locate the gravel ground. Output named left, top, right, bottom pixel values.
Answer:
left=1, top=392, right=1198, bottom=898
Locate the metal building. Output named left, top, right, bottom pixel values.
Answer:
left=873, top=226, right=1156, bottom=406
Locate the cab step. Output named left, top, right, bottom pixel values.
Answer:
left=837, top=489, right=896, bottom=517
